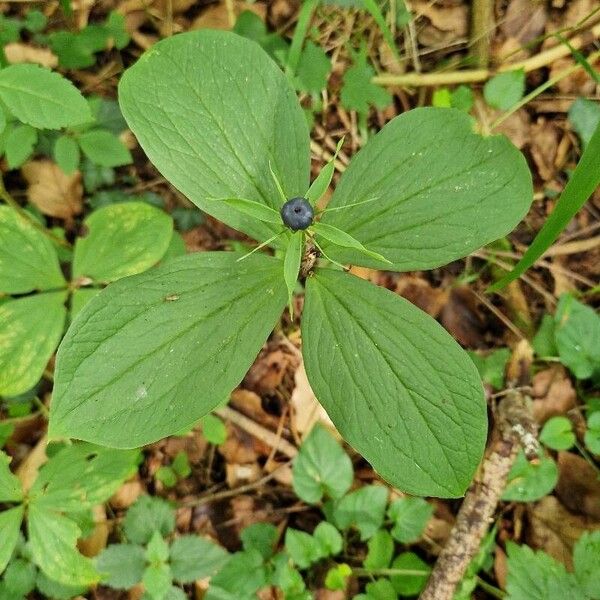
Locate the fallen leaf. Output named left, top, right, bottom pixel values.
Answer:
left=290, top=361, right=334, bottom=435
left=3, top=43, right=58, bottom=68
left=78, top=504, right=109, bottom=557
left=441, top=287, right=486, bottom=347
left=110, top=477, right=144, bottom=510
left=413, top=1, right=468, bottom=47
left=192, top=0, right=266, bottom=30
left=22, top=160, right=83, bottom=219
left=531, top=365, right=576, bottom=423
left=556, top=452, right=600, bottom=519
left=395, top=275, right=448, bottom=317
left=529, top=120, right=559, bottom=182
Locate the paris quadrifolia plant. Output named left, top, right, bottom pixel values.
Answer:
left=48, top=30, right=533, bottom=498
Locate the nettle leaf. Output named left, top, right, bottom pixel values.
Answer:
left=49, top=252, right=286, bottom=447
left=119, top=30, right=310, bottom=246
left=320, top=108, right=532, bottom=271
left=72, top=202, right=173, bottom=283
left=574, top=531, right=600, bottom=597
left=54, top=135, right=81, bottom=174
left=124, top=496, right=175, bottom=544
left=27, top=504, right=98, bottom=586
left=96, top=544, right=146, bottom=589
left=0, top=451, right=23, bottom=502
left=0, top=64, right=91, bottom=129
left=302, top=269, right=487, bottom=497
left=5, top=124, right=37, bottom=169
left=0, top=292, right=67, bottom=397
left=77, top=129, right=132, bottom=167
left=170, top=535, right=229, bottom=583
left=0, top=206, right=66, bottom=294
left=333, top=485, right=388, bottom=541
left=388, top=497, right=433, bottom=543
left=142, top=562, right=172, bottom=600
left=0, top=507, right=24, bottom=574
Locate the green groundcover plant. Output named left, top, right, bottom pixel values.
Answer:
left=48, top=29, right=533, bottom=498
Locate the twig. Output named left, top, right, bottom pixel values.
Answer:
left=419, top=390, right=537, bottom=600
left=470, top=0, right=494, bottom=67
left=373, top=22, right=600, bottom=86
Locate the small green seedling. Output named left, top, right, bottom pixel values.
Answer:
left=49, top=29, right=534, bottom=499
left=155, top=451, right=191, bottom=488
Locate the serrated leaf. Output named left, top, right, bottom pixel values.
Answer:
left=119, top=30, right=310, bottom=247
left=320, top=108, right=532, bottom=271
left=364, top=530, right=394, bottom=570
left=0, top=292, right=67, bottom=397
left=240, top=523, right=278, bottom=559
left=295, top=40, right=331, bottom=94
left=0, top=206, right=66, bottom=294
left=285, top=528, right=326, bottom=569
left=0, top=507, right=24, bottom=574
left=333, top=485, right=388, bottom=540
left=27, top=503, right=99, bottom=586
left=208, top=197, right=282, bottom=224
left=96, top=544, right=146, bottom=589
left=170, top=535, right=229, bottom=583
left=313, top=522, right=343, bottom=556
left=573, top=531, right=600, bottom=597
left=0, top=451, right=23, bottom=502
left=72, top=202, right=173, bottom=283
left=142, top=562, right=172, bottom=600
left=284, top=231, right=303, bottom=316
left=35, top=571, right=88, bottom=600
left=302, top=268, right=487, bottom=497
left=388, top=497, right=433, bottom=543
left=77, top=129, right=132, bottom=167
left=2, top=557, right=36, bottom=596
left=341, top=49, right=391, bottom=115
left=209, top=550, right=266, bottom=598
left=5, top=124, right=37, bottom=169
left=54, top=135, right=81, bottom=174
left=146, top=531, right=169, bottom=563
left=0, top=64, right=91, bottom=129
left=50, top=252, right=286, bottom=447
left=292, top=423, right=353, bottom=504
left=123, top=496, right=175, bottom=545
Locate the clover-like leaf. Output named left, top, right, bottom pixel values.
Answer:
left=320, top=108, right=532, bottom=271
left=302, top=268, right=487, bottom=497
left=49, top=252, right=286, bottom=447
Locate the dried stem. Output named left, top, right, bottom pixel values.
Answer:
left=470, top=0, right=494, bottom=68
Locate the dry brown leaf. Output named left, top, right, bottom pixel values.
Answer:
left=494, top=109, right=531, bottom=150
left=527, top=496, right=600, bottom=568
left=531, top=365, right=576, bottom=423
left=110, top=477, right=144, bottom=510
left=395, top=275, right=448, bottom=317
left=226, top=462, right=261, bottom=487
left=290, top=361, right=333, bottom=435
left=192, top=0, right=266, bottom=30
left=219, top=423, right=260, bottom=464
left=556, top=452, right=600, bottom=520
left=413, top=1, right=468, bottom=46
left=78, top=505, right=109, bottom=558
left=16, top=435, right=48, bottom=493
left=3, top=43, right=58, bottom=68
left=441, top=287, right=486, bottom=347
left=529, top=120, right=559, bottom=182
left=549, top=56, right=599, bottom=96
left=498, top=0, right=547, bottom=61
left=22, top=160, right=83, bottom=219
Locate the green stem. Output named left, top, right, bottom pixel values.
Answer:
left=286, top=0, right=319, bottom=76
left=353, top=567, right=430, bottom=577
left=476, top=576, right=506, bottom=599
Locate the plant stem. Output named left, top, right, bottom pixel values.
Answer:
left=0, top=176, right=72, bottom=249
left=470, top=0, right=494, bottom=68
left=476, top=576, right=507, bottom=599
left=353, top=567, right=430, bottom=577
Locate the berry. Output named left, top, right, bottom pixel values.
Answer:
left=281, top=197, right=314, bottom=231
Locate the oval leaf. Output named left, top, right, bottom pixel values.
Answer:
left=302, top=268, right=487, bottom=497
left=119, top=30, right=310, bottom=245
left=0, top=292, right=67, bottom=397
left=321, top=107, right=532, bottom=271
left=0, top=506, right=24, bottom=574
left=0, top=206, right=66, bottom=294
left=0, top=64, right=91, bottom=129
left=49, top=252, right=286, bottom=447
left=72, top=202, right=173, bottom=283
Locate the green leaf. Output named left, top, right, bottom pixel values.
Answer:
left=569, top=98, right=600, bottom=148
left=285, top=529, right=325, bottom=569
left=502, top=450, right=558, bottom=502
left=241, top=523, right=278, bottom=559
left=306, top=138, right=343, bottom=206
left=123, top=496, right=175, bottom=545
left=119, top=29, right=310, bottom=247
left=292, top=423, right=353, bottom=504
left=363, top=578, right=397, bottom=600
left=0, top=206, right=66, bottom=294
left=324, top=563, right=352, bottom=591
left=574, top=531, right=600, bottom=597
left=142, top=562, right=172, bottom=600
left=313, top=522, right=343, bottom=556
left=489, top=120, right=600, bottom=292
left=70, top=288, right=100, bottom=318
left=311, top=222, right=391, bottom=264
left=302, top=269, right=487, bottom=497
left=96, top=544, right=146, bottom=589
left=390, top=552, right=431, bottom=596
left=321, top=108, right=532, bottom=271
left=584, top=412, right=600, bottom=455
left=388, top=497, right=434, bottom=543
left=0, top=292, right=67, bottom=397
left=0, top=451, right=23, bottom=502
left=484, top=69, right=525, bottom=110
left=0, top=507, right=24, bottom=574
left=35, top=571, right=88, bottom=600
left=554, top=294, right=600, bottom=379
left=333, top=485, right=388, bottom=540
left=208, top=197, right=282, bottom=225
left=364, top=529, right=394, bottom=570
left=146, top=531, right=170, bottom=563
left=155, top=466, right=177, bottom=487
left=467, top=348, right=511, bottom=390
left=77, top=129, right=132, bottom=167
left=27, top=503, right=99, bottom=586
left=0, top=64, right=91, bottom=129
left=505, top=541, right=580, bottom=600
left=170, top=535, right=229, bottom=582
left=284, top=231, right=303, bottom=315
left=2, top=558, right=36, bottom=597
left=295, top=40, right=331, bottom=94
left=209, top=550, right=266, bottom=598
left=200, top=413, right=227, bottom=445
left=171, top=451, right=191, bottom=478
left=72, top=202, right=173, bottom=283
left=539, top=416, right=576, bottom=451
left=54, top=135, right=81, bottom=174
left=5, top=124, right=37, bottom=169
left=29, top=443, right=138, bottom=511
left=50, top=252, right=286, bottom=447
left=532, top=314, right=558, bottom=358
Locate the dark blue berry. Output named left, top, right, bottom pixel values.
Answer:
left=281, top=197, right=314, bottom=231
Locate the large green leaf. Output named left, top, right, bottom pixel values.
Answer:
left=0, top=206, right=66, bottom=294
left=119, top=30, right=310, bottom=245
left=320, top=108, right=532, bottom=271
left=28, top=503, right=99, bottom=586
left=72, top=202, right=173, bottom=283
left=49, top=252, right=286, bottom=447
left=0, top=451, right=22, bottom=502
left=302, top=269, right=487, bottom=497
left=0, top=507, right=24, bottom=574
left=0, top=292, right=67, bottom=396
left=0, top=64, right=91, bottom=129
